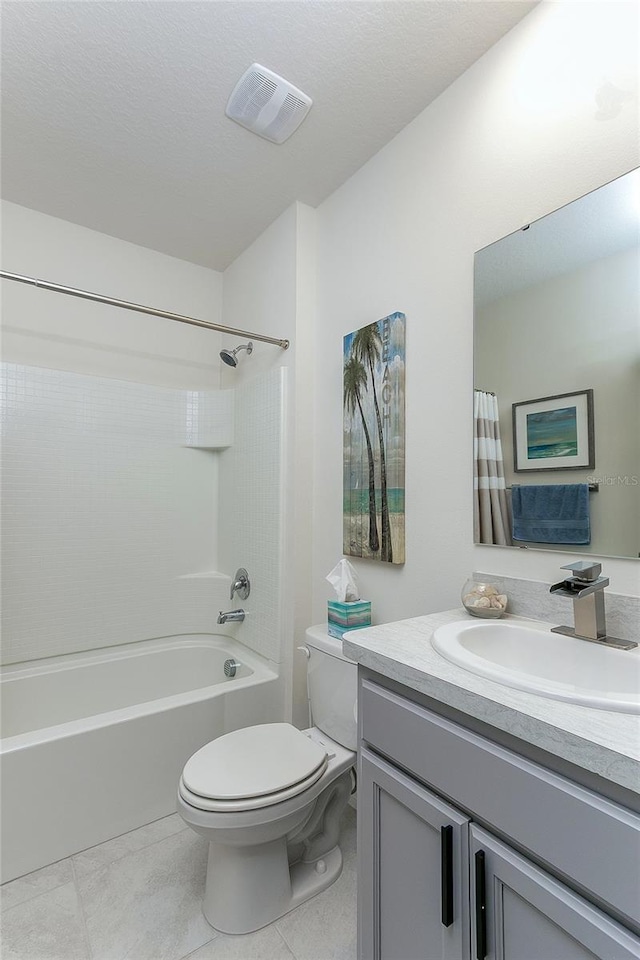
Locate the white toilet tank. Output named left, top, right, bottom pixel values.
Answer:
left=305, top=626, right=358, bottom=751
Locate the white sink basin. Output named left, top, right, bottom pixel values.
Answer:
left=431, top=620, right=640, bottom=714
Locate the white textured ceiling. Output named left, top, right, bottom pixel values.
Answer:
left=1, top=1, right=537, bottom=270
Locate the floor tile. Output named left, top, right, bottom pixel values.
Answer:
left=76, top=828, right=212, bottom=960
left=1, top=880, right=89, bottom=960
left=1, top=807, right=357, bottom=960
left=276, top=807, right=357, bottom=960
left=73, top=813, right=187, bottom=880
left=184, top=925, right=296, bottom=960
left=1, top=858, right=74, bottom=913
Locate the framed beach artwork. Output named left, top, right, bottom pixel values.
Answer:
left=512, top=389, right=595, bottom=472
left=343, top=312, right=405, bottom=564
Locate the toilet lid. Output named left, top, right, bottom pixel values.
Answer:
left=179, top=763, right=328, bottom=813
left=182, top=723, right=328, bottom=801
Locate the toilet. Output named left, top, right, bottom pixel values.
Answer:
left=177, top=626, right=357, bottom=935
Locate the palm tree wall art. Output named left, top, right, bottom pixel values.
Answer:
left=343, top=356, right=380, bottom=554
left=343, top=312, right=406, bottom=564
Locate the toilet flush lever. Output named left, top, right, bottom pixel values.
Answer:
left=297, top=645, right=310, bottom=659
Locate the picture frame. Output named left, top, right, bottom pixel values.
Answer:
left=343, top=312, right=406, bottom=564
left=512, top=389, right=594, bottom=473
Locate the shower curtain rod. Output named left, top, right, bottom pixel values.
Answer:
left=0, top=270, right=290, bottom=349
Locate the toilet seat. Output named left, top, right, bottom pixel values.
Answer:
left=181, top=723, right=328, bottom=812
left=179, top=762, right=329, bottom=812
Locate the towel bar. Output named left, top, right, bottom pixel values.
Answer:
left=507, top=483, right=599, bottom=492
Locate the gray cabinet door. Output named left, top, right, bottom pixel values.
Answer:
left=470, top=825, right=640, bottom=960
left=358, top=747, right=470, bottom=960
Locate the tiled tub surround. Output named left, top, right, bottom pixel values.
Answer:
left=343, top=610, right=640, bottom=796
left=0, top=806, right=358, bottom=960
left=0, top=635, right=281, bottom=883
left=218, top=369, right=286, bottom=665
left=1, top=363, right=231, bottom=664
left=0, top=363, right=285, bottom=665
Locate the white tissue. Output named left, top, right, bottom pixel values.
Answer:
left=326, top=559, right=360, bottom=603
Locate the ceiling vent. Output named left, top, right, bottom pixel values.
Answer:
left=225, top=64, right=312, bottom=144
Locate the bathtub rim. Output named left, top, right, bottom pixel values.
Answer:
left=0, top=634, right=278, bottom=753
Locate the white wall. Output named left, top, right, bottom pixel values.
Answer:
left=1, top=201, right=223, bottom=389
left=292, top=204, right=317, bottom=725
left=311, top=0, right=640, bottom=628
left=477, top=247, right=640, bottom=558
left=221, top=203, right=315, bottom=726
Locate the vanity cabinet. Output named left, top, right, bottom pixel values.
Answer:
left=359, top=748, right=470, bottom=960
left=357, top=673, right=640, bottom=960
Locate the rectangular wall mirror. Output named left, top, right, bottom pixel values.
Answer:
left=474, top=168, right=639, bottom=560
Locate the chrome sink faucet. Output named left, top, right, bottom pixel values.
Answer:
left=217, top=609, right=245, bottom=625
left=549, top=561, right=636, bottom=650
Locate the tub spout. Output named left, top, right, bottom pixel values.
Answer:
left=217, top=609, right=245, bottom=625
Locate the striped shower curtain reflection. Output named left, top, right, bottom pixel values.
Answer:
left=473, top=389, right=511, bottom=546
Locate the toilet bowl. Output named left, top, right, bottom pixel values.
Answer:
left=178, top=627, right=358, bottom=935
left=178, top=723, right=355, bottom=934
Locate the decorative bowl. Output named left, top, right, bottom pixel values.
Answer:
left=461, top=578, right=508, bottom=618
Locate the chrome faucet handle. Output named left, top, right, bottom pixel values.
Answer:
left=560, top=560, right=602, bottom=582
left=230, top=567, right=250, bottom=601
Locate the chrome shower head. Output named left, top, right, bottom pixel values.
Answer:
left=220, top=341, right=253, bottom=367
left=220, top=349, right=238, bottom=367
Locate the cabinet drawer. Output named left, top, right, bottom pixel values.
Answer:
left=360, top=677, right=640, bottom=928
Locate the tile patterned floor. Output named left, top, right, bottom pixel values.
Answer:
left=1, top=808, right=357, bottom=960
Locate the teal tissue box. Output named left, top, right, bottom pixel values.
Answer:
left=327, top=600, right=371, bottom=639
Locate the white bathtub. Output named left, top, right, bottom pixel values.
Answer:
left=0, top=635, right=281, bottom=882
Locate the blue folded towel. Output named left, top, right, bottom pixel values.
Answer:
left=511, top=484, right=590, bottom=544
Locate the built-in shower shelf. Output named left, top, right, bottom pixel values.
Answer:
left=177, top=571, right=231, bottom=582
left=181, top=442, right=232, bottom=451
left=183, top=389, right=234, bottom=449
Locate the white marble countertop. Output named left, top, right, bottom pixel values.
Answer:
left=342, top=609, right=640, bottom=795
